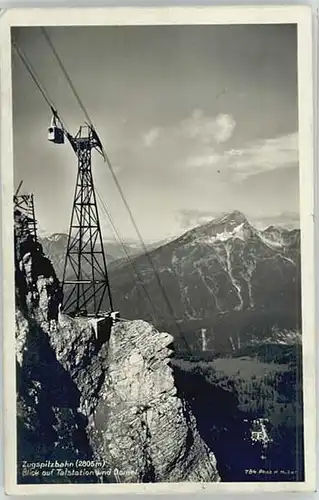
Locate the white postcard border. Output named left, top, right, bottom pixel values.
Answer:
left=0, top=5, right=316, bottom=495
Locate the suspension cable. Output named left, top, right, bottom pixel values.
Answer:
left=95, top=188, right=159, bottom=318
left=12, top=38, right=70, bottom=131
left=41, top=27, right=93, bottom=126
left=103, top=156, right=189, bottom=341
left=96, top=189, right=190, bottom=352
left=12, top=39, right=55, bottom=111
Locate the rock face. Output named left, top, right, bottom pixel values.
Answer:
left=88, top=320, right=219, bottom=482
left=15, top=208, right=95, bottom=484
left=15, top=208, right=220, bottom=483
left=16, top=309, right=96, bottom=484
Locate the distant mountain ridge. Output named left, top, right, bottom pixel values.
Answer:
left=39, top=233, right=149, bottom=280
left=107, top=210, right=301, bottom=353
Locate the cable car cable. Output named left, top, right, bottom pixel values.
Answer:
left=95, top=188, right=159, bottom=318
left=41, top=27, right=93, bottom=126
left=96, top=188, right=190, bottom=352
left=12, top=39, right=69, bottom=131
left=12, top=39, right=55, bottom=111
left=97, top=189, right=191, bottom=355
left=101, top=153, right=190, bottom=349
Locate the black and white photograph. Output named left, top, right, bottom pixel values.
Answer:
left=1, top=6, right=316, bottom=494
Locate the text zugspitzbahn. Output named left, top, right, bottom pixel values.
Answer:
left=21, top=460, right=135, bottom=479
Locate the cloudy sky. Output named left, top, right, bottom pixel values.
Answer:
left=12, top=24, right=299, bottom=242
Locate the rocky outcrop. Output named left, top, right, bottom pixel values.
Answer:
left=93, top=321, right=219, bottom=482
left=15, top=208, right=96, bottom=484
left=51, top=318, right=220, bottom=482
left=16, top=309, right=96, bottom=484
left=14, top=208, right=62, bottom=326
left=47, top=315, right=219, bottom=482
left=14, top=208, right=220, bottom=483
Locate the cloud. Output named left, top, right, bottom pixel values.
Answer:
left=143, top=127, right=161, bottom=147
left=214, top=114, right=237, bottom=143
left=177, top=208, right=221, bottom=228
left=179, top=109, right=236, bottom=145
left=185, top=132, right=298, bottom=181
left=141, top=109, right=236, bottom=152
left=251, top=211, right=300, bottom=230
left=186, top=153, right=220, bottom=168
left=226, top=133, right=298, bottom=180
left=139, top=112, right=297, bottom=188
left=177, top=209, right=300, bottom=231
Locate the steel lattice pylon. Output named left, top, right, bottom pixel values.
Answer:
left=14, top=193, right=38, bottom=242
left=62, top=125, right=113, bottom=317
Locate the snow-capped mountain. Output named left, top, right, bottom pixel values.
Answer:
left=39, top=233, right=70, bottom=280
left=108, top=211, right=301, bottom=352
left=39, top=233, right=146, bottom=279
left=262, top=225, right=300, bottom=248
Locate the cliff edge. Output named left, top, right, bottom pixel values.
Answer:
left=15, top=208, right=220, bottom=483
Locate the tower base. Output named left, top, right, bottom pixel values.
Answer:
left=88, top=311, right=120, bottom=345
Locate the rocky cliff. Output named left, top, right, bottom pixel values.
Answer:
left=88, top=320, right=219, bottom=482
left=15, top=208, right=220, bottom=484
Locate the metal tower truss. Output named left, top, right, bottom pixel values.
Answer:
left=62, top=125, right=114, bottom=317
left=14, top=192, right=38, bottom=242
left=14, top=33, right=119, bottom=324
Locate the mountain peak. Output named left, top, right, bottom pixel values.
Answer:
left=212, top=210, right=248, bottom=226
left=184, top=210, right=255, bottom=244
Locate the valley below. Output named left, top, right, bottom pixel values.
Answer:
left=172, top=340, right=304, bottom=481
